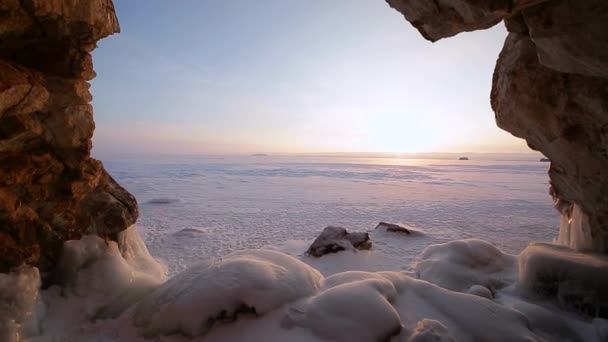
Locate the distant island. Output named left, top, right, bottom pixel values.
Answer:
left=459, top=157, right=469, bottom=160
left=251, top=153, right=269, bottom=157
left=540, top=158, right=550, bottom=162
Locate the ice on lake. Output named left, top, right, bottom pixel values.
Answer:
left=103, top=154, right=558, bottom=275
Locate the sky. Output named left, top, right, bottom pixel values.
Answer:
left=91, top=0, right=530, bottom=156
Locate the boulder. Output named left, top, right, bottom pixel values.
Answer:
left=375, top=222, right=411, bottom=234
left=307, top=226, right=372, bottom=257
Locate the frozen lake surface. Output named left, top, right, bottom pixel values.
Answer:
left=104, top=154, right=558, bottom=276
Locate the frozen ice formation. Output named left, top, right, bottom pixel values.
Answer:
left=132, top=249, right=323, bottom=337
left=415, top=239, right=517, bottom=293
left=307, top=226, right=372, bottom=257
left=0, top=266, right=41, bottom=341
left=519, top=242, right=608, bottom=315
left=57, top=226, right=167, bottom=319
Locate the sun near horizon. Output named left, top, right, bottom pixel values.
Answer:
left=90, top=0, right=529, bottom=157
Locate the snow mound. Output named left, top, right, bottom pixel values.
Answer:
left=0, top=266, right=41, bottom=341
left=415, top=238, right=517, bottom=292
left=132, top=249, right=323, bottom=338
left=57, top=226, right=167, bottom=319
left=519, top=242, right=608, bottom=315
left=285, top=275, right=402, bottom=342
left=394, top=276, right=540, bottom=341
left=285, top=270, right=540, bottom=342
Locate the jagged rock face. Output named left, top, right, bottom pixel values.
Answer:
left=388, top=0, right=608, bottom=252
left=385, top=0, right=546, bottom=42
left=492, top=32, right=608, bottom=252
left=0, top=0, right=137, bottom=274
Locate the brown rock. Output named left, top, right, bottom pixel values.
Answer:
left=523, top=0, right=608, bottom=78
left=491, top=32, right=608, bottom=252
left=385, top=0, right=546, bottom=42
left=307, top=226, right=372, bottom=257
left=375, top=222, right=411, bottom=234
left=0, top=0, right=136, bottom=277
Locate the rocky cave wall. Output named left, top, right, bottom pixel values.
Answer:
left=0, top=0, right=137, bottom=276
left=388, top=0, right=608, bottom=253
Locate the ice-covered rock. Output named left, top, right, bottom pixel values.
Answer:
left=375, top=222, right=411, bottom=234
left=519, top=242, right=608, bottom=315
left=132, top=249, right=323, bottom=338
left=0, top=266, right=41, bottom=342
left=57, top=226, right=166, bottom=319
left=285, top=274, right=402, bottom=342
left=307, top=226, right=372, bottom=257
left=415, top=239, right=517, bottom=292
left=395, top=276, right=541, bottom=341
left=287, top=270, right=540, bottom=341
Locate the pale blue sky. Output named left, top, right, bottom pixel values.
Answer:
left=91, top=0, right=528, bottom=155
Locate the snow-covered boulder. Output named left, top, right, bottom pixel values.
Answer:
left=519, top=242, right=608, bottom=315
left=285, top=270, right=540, bottom=342
left=285, top=274, right=402, bottom=342
left=132, top=249, right=323, bottom=338
left=414, top=239, right=517, bottom=292
left=395, top=276, right=541, bottom=341
left=307, top=226, right=372, bottom=257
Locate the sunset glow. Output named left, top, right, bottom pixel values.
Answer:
left=91, top=0, right=528, bottom=156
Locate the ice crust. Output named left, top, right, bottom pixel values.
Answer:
left=6, top=227, right=605, bottom=342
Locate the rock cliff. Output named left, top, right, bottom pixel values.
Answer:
left=0, top=0, right=137, bottom=275
left=388, top=0, right=608, bottom=253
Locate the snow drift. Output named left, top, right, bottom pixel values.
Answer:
left=415, top=238, right=517, bottom=293
left=3, top=227, right=605, bottom=342
left=132, top=249, right=323, bottom=337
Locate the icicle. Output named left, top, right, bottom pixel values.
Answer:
left=554, top=203, right=594, bottom=251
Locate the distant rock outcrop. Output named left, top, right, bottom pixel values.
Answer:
left=540, top=158, right=550, bottom=162
left=0, top=1, right=137, bottom=275
left=458, top=157, right=469, bottom=161
left=307, top=226, right=372, bottom=257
